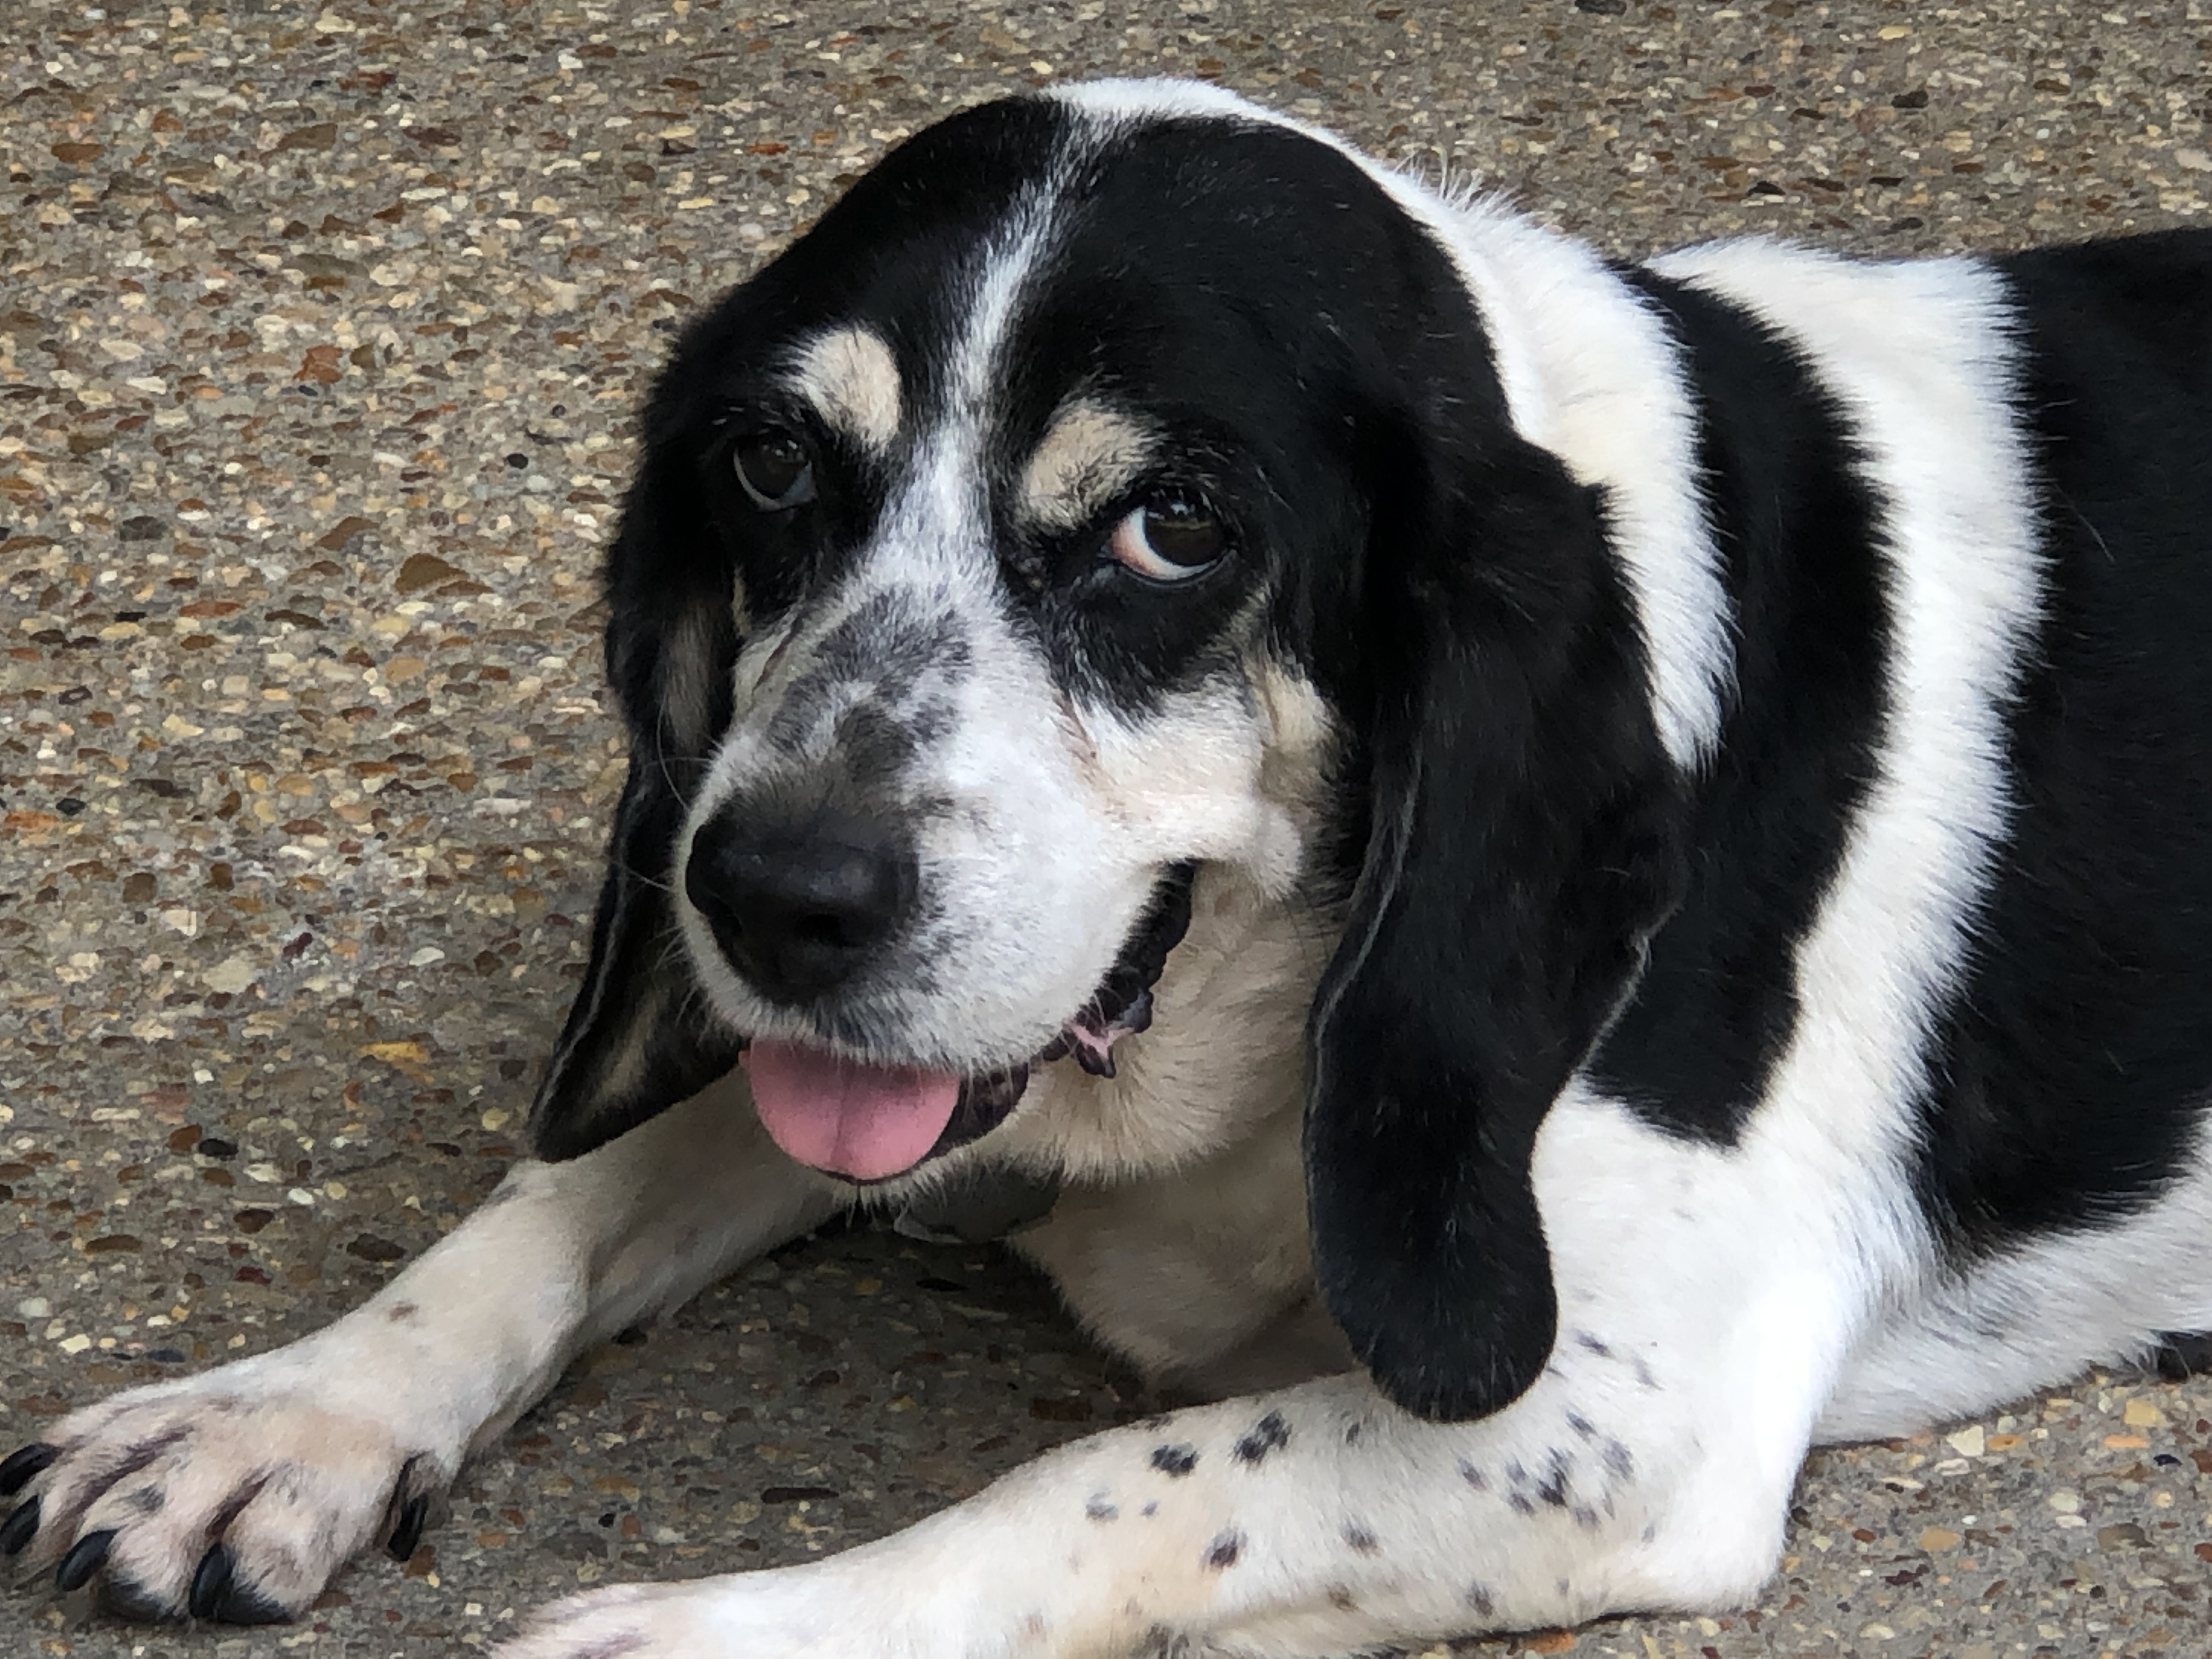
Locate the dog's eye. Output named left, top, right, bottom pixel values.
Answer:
left=1108, top=495, right=1226, bottom=584
left=732, top=428, right=817, bottom=511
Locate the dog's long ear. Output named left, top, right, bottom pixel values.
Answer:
left=1305, top=422, right=1686, bottom=1422
left=531, top=443, right=746, bottom=1162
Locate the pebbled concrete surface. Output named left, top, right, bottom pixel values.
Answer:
left=3, top=1, right=2210, bottom=1656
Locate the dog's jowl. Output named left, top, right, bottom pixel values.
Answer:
left=11, top=79, right=2212, bottom=1659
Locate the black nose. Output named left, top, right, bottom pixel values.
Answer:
left=685, top=808, right=918, bottom=1002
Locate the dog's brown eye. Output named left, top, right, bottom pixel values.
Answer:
left=733, top=428, right=816, bottom=510
left=1108, top=495, right=1226, bottom=583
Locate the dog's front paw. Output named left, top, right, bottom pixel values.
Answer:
left=1, top=1357, right=444, bottom=1623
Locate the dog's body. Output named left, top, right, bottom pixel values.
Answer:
left=8, top=80, right=2212, bottom=1657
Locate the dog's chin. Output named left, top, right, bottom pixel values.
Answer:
left=740, top=866, right=1198, bottom=1186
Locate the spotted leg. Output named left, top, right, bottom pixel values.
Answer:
left=489, top=1338, right=1792, bottom=1659
left=1, top=1076, right=843, bottom=1623
left=491, top=1088, right=1908, bottom=1659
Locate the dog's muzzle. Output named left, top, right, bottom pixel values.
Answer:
left=716, top=862, right=1198, bottom=1183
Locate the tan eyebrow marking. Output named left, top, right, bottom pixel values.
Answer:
left=1017, top=398, right=1159, bottom=531
left=788, top=325, right=901, bottom=453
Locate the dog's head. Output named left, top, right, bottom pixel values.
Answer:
left=531, top=82, right=1685, bottom=1420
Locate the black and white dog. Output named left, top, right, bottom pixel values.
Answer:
left=7, top=78, right=2212, bottom=1657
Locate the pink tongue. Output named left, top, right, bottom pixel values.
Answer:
left=741, top=1040, right=962, bottom=1181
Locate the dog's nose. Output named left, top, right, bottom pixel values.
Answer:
left=685, top=809, right=918, bottom=1002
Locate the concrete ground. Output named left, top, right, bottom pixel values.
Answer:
left=3, top=0, right=2209, bottom=1655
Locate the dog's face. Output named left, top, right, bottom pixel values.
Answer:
left=535, top=87, right=1458, bottom=1175
left=664, top=94, right=1472, bottom=1182
left=532, top=83, right=1688, bottom=1422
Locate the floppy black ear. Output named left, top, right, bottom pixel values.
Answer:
left=1305, top=428, right=1686, bottom=1422
left=531, top=444, right=746, bottom=1163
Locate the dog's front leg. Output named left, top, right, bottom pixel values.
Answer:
left=498, top=1086, right=1872, bottom=1659
left=494, top=1351, right=1803, bottom=1659
left=1, top=1075, right=843, bottom=1623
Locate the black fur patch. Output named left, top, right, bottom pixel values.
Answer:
left=1149, top=1444, right=1198, bottom=1477
left=1590, top=270, right=1891, bottom=1143
left=1912, top=231, right=2212, bottom=1248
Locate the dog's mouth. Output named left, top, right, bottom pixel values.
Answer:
left=741, top=866, right=1197, bottom=1184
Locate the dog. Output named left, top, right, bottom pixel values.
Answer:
left=7, top=77, right=2212, bottom=1658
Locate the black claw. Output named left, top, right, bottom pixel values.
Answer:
left=386, top=1491, right=428, bottom=1562
left=0, top=1495, right=39, bottom=1558
left=55, top=1527, right=116, bottom=1593
left=188, top=1543, right=290, bottom=1625
left=189, top=1542, right=234, bottom=1621
left=2152, top=1329, right=2212, bottom=1380
left=211, top=1578, right=293, bottom=1626
left=0, top=1444, right=57, bottom=1498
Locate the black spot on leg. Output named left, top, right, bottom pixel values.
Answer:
left=1633, top=1356, right=1659, bottom=1391
left=1140, top=1501, right=1157, bottom=1518
left=1232, top=1412, right=1290, bottom=1465
left=1641, top=1521, right=1658, bottom=1544
left=1342, top=1420, right=1362, bottom=1446
left=1573, top=1331, right=1611, bottom=1359
left=1602, top=1438, right=1635, bottom=1481
left=1466, top=1583, right=1496, bottom=1616
left=1327, top=1586, right=1358, bottom=1613
left=1536, top=1451, right=1571, bottom=1509
left=125, top=1487, right=163, bottom=1515
left=387, top=1302, right=418, bottom=1324
left=1341, top=1522, right=1379, bottom=1555
left=1507, top=1492, right=1534, bottom=1516
left=1458, top=1459, right=1487, bottom=1492
left=1203, top=1530, right=1243, bottom=1571
left=1150, top=1444, right=1198, bottom=1477
left=1565, top=1412, right=1595, bottom=1440
left=1571, top=1504, right=1600, bottom=1531
left=1085, top=1494, right=1119, bottom=1522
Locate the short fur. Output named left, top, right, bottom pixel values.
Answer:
left=9, top=80, right=2212, bottom=1659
